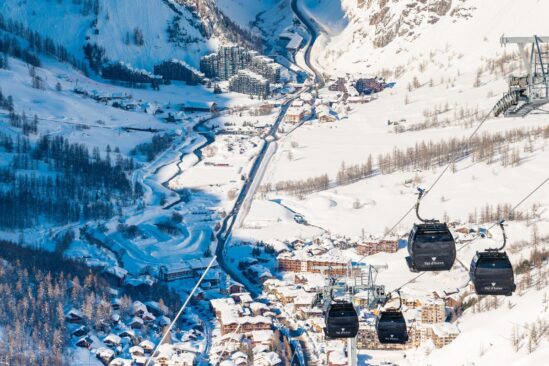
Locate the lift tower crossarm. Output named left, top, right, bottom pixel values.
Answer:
left=500, top=35, right=549, bottom=45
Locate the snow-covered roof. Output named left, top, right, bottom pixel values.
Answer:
left=250, top=302, right=269, bottom=313
left=139, top=340, right=155, bottom=350
left=287, top=34, right=303, bottom=50
left=96, top=347, right=115, bottom=360
left=104, top=265, right=128, bottom=279
left=133, top=301, right=147, bottom=314
left=129, top=346, right=144, bottom=355
left=432, top=322, right=460, bottom=337
left=109, top=358, right=132, bottom=366
left=255, top=351, right=282, bottom=366
left=251, top=329, right=274, bottom=343
left=104, top=333, right=121, bottom=345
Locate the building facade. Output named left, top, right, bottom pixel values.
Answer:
left=200, top=45, right=281, bottom=84
left=228, top=70, right=270, bottom=98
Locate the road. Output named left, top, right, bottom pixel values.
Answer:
left=214, top=1, right=325, bottom=297
left=291, top=0, right=325, bottom=88
left=215, top=98, right=296, bottom=296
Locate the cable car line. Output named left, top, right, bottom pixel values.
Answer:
left=145, top=255, right=218, bottom=366
left=355, top=104, right=497, bottom=269
left=387, top=175, right=549, bottom=294
left=215, top=322, right=242, bottom=366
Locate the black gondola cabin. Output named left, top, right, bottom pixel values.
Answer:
left=324, top=302, right=359, bottom=339
left=470, top=251, right=516, bottom=296
left=407, top=222, right=456, bottom=271
left=376, top=310, right=409, bottom=344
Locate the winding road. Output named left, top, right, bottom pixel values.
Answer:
left=291, top=0, right=325, bottom=88
left=214, top=0, right=325, bottom=297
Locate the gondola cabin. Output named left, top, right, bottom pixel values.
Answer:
left=470, top=251, right=516, bottom=296
left=376, top=310, right=408, bottom=344
left=407, top=222, right=456, bottom=271
left=324, top=302, right=359, bottom=339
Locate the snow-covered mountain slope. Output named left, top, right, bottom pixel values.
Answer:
left=1, top=0, right=272, bottom=71
left=302, top=0, right=549, bottom=78
left=0, top=0, right=215, bottom=69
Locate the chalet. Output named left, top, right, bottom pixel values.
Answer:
left=182, top=101, right=218, bottom=113
left=142, top=311, right=156, bottom=322
left=66, top=308, right=84, bottom=323
left=133, top=301, right=148, bottom=317
left=228, top=282, right=247, bottom=294
left=76, top=336, right=92, bottom=348
left=133, top=356, right=147, bottom=366
left=145, top=301, right=169, bottom=317
left=96, top=347, right=115, bottom=365
left=129, top=346, right=145, bottom=357
left=355, top=77, right=383, bottom=94
left=159, top=263, right=194, bottom=281
left=72, top=325, right=89, bottom=337
left=250, top=302, right=270, bottom=316
left=109, top=358, right=131, bottom=366
left=316, top=105, right=337, bottom=123
left=103, top=334, right=122, bottom=348
left=178, top=352, right=196, bottom=366
left=286, top=33, right=303, bottom=52
left=118, top=329, right=137, bottom=342
left=284, top=106, right=308, bottom=123
left=130, top=316, right=144, bottom=329
left=251, top=330, right=275, bottom=348
left=329, top=77, right=347, bottom=93
left=250, top=102, right=275, bottom=116
left=139, top=340, right=155, bottom=353
left=254, top=352, right=282, bottom=366
left=157, top=315, right=171, bottom=327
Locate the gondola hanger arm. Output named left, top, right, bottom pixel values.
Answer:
left=415, top=187, right=438, bottom=223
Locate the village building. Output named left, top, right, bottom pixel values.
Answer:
left=355, top=239, right=399, bottom=256
left=182, top=101, right=218, bottom=113
left=229, top=70, right=270, bottom=98
left=355, top=77, right=384, bottom=94
left=421, top=299, right=446, bottom=324
left=284, top=105, right=312, bottom=123
left=316, top=105, right=337, bottom=123
left=200, top=45, right=281, bottom=84
left=431, top=322, right=460, bottom=348
left=277, top=251, right=350, bottom=275
left=329, top=77, right=347, bottom=93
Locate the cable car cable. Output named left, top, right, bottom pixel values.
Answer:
left=388, top=175, right=549, bottom=294
left=145, top=255, right=218, bottom=366
left=215, top=322, right=242, bottom=366
left=355, top=104, right=497, bottom=269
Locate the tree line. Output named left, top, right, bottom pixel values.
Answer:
left=264, top=125, right=549, bottom=195
left=130, top=133, right=175, bottom=162
left=0, top=239, right=182, bottom=365
left=0, top=14, right=89, bottom=73
left=0, top=130, right=140, bottom=229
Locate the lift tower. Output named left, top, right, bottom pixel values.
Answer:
left=498, top=35, right=549, bottom=116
